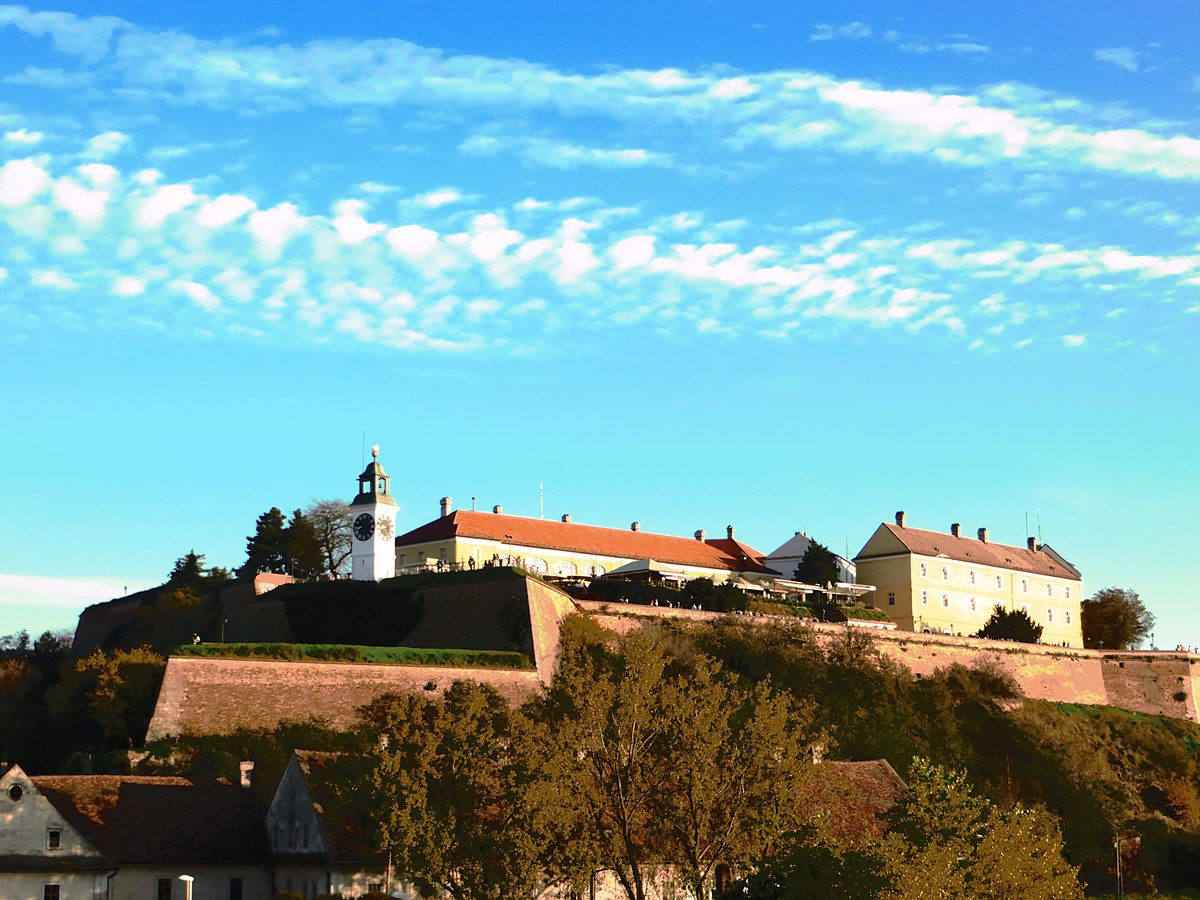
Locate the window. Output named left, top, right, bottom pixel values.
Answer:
left=368, top=883, right=384, bottom=895
left=585, top=564, right=605, bottom=577
left=46, top=828, right=61, bottom=851
left=919, top=563, right=927, bottom=578
left=1021, top=579, right=1028, bottom=594
left=887, top=592, right=895, bottom=606
left=970, top=597, right=977, bottom=612
left=969, top=570, right=976, bottom=585
left=941, top=566, right=949, bottom=581
left=995, top=574, right=1003, bottom=589
left=1046, top=583, right=1053, bottom=597
left=1065, top=586, right=1071, bottom=599
left=942, top=593, right=949, bottom=608
left=230, top=878, right=244, bottom=900
left=7, top=784, right=22, bottom=801
left=157, top=878, right=173, bottom=900
left=44, top=886, right=60, bottom=900
left=554, top=560, right=578, bottom=576
left=524, top=557, right=548, bottom=574
left=1047, top=608, right=1054, bottom=622
left=1065, top=610, right=1072, bottom=625
left=921, top=590, right=928, bottom=606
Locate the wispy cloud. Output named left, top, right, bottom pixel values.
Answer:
left=1, top=9, right=1197, bottom=184
left=2, top=141, right=1196, bottom=355
left=1095, top=47, right=1141, bottom=73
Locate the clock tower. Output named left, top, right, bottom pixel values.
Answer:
left=350, top=445, right=399, bottom=581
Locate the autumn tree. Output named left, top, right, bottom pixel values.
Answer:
left=1082, top=587, right=1155, bottom=650
left=656, top=658, right=819, bottom=899
left=974, top=604, right=1044, bottom=643
left=878, top=758, right=1082, bottom=900
left=368, top=682, right=543, bottom=900
left=305, top=499, right=353, bottom=576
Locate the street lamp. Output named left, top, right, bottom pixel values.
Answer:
left=179, top=875, right=194, bottom=900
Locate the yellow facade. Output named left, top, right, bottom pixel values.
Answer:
left=855, top=522, right=1083, bottom=647
left=395, top=535, right=738, bottom=582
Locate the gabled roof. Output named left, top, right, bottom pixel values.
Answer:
left=30, top=774, right=266, bottom=864
left=854, top=522, right=1081, bottom=581
left=289, top=751, right=379, bottom=864
left=395, top=510, right=779, bottom=575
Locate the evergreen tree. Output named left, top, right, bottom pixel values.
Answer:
left=237, top=507, right=290, bottom=576
left=793, top=539, right=841, bottom=599
left=287, top=508, right=324, bottom=578
left=974, top=604, right=1044, bottom=643
left=167, top=549, right=207, bottom=585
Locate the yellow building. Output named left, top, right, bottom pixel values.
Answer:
left=393, top=497, right=779, bottom=583
left=854, top=512, right=1083, bottom=646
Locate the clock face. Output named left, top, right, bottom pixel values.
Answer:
left=353, top=512, right=375, bottom=541
left=379, top=516, right=394, bottom=539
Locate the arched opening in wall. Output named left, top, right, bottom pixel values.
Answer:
left=715, top=864, right=732, bottom=894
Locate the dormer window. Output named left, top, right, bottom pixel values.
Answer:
left=46, top=829, right=61, bottom=851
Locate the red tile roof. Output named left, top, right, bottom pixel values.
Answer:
left=395, top=510, right=779, bottom=575
left=32, top=775, right=266, bottom=864
left=857, top=522, right=1081, bottom=581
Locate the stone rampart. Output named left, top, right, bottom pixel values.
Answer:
left=145, top=657, right=541, bottom=740
left=576, top=601, right=1198, bottom=723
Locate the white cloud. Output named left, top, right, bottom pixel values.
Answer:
left=85, top=131, right=129, bottom=158
left=137, top=183, right=196, bottom=227
left=1063, top=334, right=1087, bottom=347
left=31, top=269, right=77, bottom=289
left=810, top=22, right=872, bottom=42
left=332, top=199, right=385, bottom=244
left=387, top=224, right=439, bottom=257
left=111, top=275, right=145, bottom=296
left=4, top=128, right=43, bottom=145
left=197, top=193, right=256, bottom=228
left=0, top=158, right=49, bottom=206
left=249, top=202, right=307, bottom=254
left=1095, top=47, right=1140, bottom=72
left=52, top=177, right=109, bottom=223
left=414, top=188, right=463, bottom=208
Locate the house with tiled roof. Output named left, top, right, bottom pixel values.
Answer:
left=854, top=511, right=1083, bottom=646
left=393, top=498, right=781, bottom=585
left=0, top=761, right=269, bottom=900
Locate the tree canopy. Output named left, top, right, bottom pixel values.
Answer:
left=1082, top=587, right=1155, bottom=650
left=793, top=538, right=841, bottom=589
left=974, top=604, right=1044, bottom=643
left=237, top=507, right=290, bottom=576
left=305, top=499, right=353, bottom=576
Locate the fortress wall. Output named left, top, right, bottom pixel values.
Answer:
left=576, top=601, right=1197, bottom=722
left=526, top=579, right=579, bottom=685
left=146, top=656, right=541, bottom=740
left=1101, top=655, right=1198, bottom=722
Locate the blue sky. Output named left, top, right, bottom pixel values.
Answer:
left=0, top=1, right=1196, bottom=649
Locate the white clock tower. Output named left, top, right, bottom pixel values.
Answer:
left=350, top=445, right=399, bottom=581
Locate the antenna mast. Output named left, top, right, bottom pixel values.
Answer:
left=539, top=482, right=544, bottom=519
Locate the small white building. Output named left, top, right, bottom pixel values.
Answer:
left=766, top=530, right=857, bottom=584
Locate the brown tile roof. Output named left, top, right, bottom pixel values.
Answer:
left=857, top=523, right=1081, bottom=581
left=800, top=759, right=908, bottom=843
left=32, top=775, right=267, bottom=864
left=395, top=510, right=779, bottom=574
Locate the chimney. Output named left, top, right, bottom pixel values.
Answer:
left=951, top=523, right=961, bottom=537
left=978, top=527, right=989, bottom=543
left=726, top=525, right=735, bottom=540
left=895, top=511, right=906, bottom=527
left=561, top=513, right=571, bottom=523
left=239, top=760, right=254, bottom=789
left=1027, top=537, right=1038, bottom=551
left=695, top=529, right=706, bottom=541
left=440, top=496, right=452, bottom=518
left=631, top=521, right=640, bottom=532
left=492, top=504, right=503, bottom=514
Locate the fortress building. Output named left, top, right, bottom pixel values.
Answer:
left=854, top=511, right=1083, bottom=646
